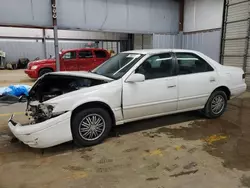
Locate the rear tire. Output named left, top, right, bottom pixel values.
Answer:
left=71, top=108, right=112, bottom=147
left=203, top=90, right=227, bottom=119
left=39, top=68, right=53, bottom=77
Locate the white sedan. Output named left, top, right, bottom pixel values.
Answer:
left=8, top=49, right=246, bottom=148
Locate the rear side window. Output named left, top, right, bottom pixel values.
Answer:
left=79, top=51, right=93, bottom=58
left=176, top=53, right=214, bottom=75
left=94, top=50, right=107, bottom=58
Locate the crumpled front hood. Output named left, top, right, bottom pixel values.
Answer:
left=48, top=71, right=113, bottom=82
left=28, top=71, right=113, bottom=104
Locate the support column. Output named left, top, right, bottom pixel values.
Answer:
left=42, top=29, right=47, bottom=59
left=51, top=0, right=60, bottom=71
left=179, top=0, right=184, bottom=49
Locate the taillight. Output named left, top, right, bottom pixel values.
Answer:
left=242, top=73, right=246, bottom=79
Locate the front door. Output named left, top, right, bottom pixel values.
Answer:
left=123, top=53, right=178, bottom=121
left=78, top=50, right=95, bottom=71
left=175, top=52, right=218, bottom=110
left=61, top=51, right=78, bottom=71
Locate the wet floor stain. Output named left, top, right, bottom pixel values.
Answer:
left=155, top=98, right=250, bottom=171
left=202, top=134, right=228, bottom=145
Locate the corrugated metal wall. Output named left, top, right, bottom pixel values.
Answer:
left=0, top=39, right=123, bottom=62
left=221, top=0, right=250, bottom=86
left=153, top=29, right=222, bottom=62
left=182, top=29, right=222, bottom=62
left=153, top=34, right=181, bottom=49
left=0, top=28, right=128, bottom=62
left=0, top=39, right=44, bottom=62
left=134, top=34, right=153, bottom=50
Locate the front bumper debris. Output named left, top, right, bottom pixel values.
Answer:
left=8, top=112, right=73, bottom=148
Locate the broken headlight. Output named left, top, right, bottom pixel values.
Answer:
left=38, top=103, right=55, bottom=118
left=27, top=103, right=56, bottom=122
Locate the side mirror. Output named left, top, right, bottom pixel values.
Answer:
left=126, top=73, right=145, bottom=83
left=18, top=95, right=27, bottom=103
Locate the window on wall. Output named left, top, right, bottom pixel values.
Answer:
left=62, top=51, right=77, bottom=59
left=135, top=53, right=175, bottom=80
left=176, top=53, right=214, bottom=75
left=79, top=51, right=93, bottom=58
left=94, top=50, right=107, bottom=58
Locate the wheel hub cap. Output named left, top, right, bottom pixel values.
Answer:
left=211, top=95, right=225, bottom=115
left=78, top=114, right=105, bottom=141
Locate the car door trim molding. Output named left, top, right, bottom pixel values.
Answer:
left=123, top=98, right=178, bottom=110
left=178, top=94, right=210, bottom=101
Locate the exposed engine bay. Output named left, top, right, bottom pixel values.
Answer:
left=26, top=74, right=108, bottom=123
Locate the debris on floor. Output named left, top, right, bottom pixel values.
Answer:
left=169, top=169, right=198, bottom=177
left=0, top=84, right=31, bottom=97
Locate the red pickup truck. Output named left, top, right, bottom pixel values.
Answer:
left=25, top=48, right=110, bottom=79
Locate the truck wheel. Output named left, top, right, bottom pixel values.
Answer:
left=71, top=108, right=112, bottom=147
left=203, top=90, right=227, bottom=119
left=39, top=68, right=53, bottom=77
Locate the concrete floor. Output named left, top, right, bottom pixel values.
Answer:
left=1, top=70, right=250, bottom=188
left=0, top=69, right=34, bottom=87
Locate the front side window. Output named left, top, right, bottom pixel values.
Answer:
left=79, top=51, right=93, bottom=58
left=135, top=53, right=175, bottom=80
left=94, top=50, right=107, bottom=58
left=176, top=53, right=214, bottom=75
left=92, top=53, right=144, bottom=79
left=62, top=51, right=77, bottom=59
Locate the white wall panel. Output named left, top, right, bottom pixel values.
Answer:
left=45, top=30, right=128, bottom=40
left=0, top=0, right=51, bottom=27
left=0, top=27, right=128, bottom=41
left=184, top=0, right=224, bottom=32
left=57, top=0, right=179, bottom=33
left=0, top=27, right=43, bottom=38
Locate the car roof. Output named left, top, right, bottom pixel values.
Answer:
left=123, top=49, right=200, bottom=55
left=61, top=48, right=106, bottom=52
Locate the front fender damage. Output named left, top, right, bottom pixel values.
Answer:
left=25, top=73, right=109, bottom=124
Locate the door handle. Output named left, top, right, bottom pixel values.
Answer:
left=168, top=85, right=176, bottom=88
left=210, top=77, right=216, bottom=82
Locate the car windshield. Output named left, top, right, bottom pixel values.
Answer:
left=92, top=53, right=144, bottom=79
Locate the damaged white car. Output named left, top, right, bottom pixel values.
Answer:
left=8, top=49, right=246, bottom=148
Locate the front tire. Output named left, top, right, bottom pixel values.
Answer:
left=203, top=90, right=227, bottom=119
left=71, top=108, right=112, bottom=147
left=39, top=68, right=53, bottom=77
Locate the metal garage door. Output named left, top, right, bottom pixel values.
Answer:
left=134, top=34, right=153, bottom=50
left=221, top=0, right=250, bottom=86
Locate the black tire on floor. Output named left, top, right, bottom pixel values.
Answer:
left=38, top=68, right=53, bottom=77
left=203, top=90, right=227, bottom=119
left=71, top=108, right=112, bottom=147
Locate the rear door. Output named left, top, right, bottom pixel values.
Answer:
left=175, top=52, right=218, bottom=110
left=61, top=51, right=78, bottom=71
left=78, top=50, right=95, bottom=71
left=93, top=50, right=109, bottom=68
